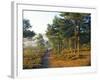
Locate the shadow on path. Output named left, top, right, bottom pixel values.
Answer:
left=41, top=49, right=51, bottom=68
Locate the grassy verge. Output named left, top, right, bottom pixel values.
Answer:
left=49, top=49, right=91, bottom=67
left=23, top=47, right=46, bottom=69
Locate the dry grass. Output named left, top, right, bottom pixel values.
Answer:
left=23, top=47, right=91, bottom=69
left=23, top=47, right=46, bottom=69
left=49, top=50, right=91, bottom=67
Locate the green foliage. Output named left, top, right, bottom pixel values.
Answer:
left=46, top=12, right=91, bottom=54
left=23, top=30, right=35, bottom=38
left=35, top=34, right=46, bottom=49
left=23, top=19, right=32, bottom=31
left=23, top=19, right=35, bottom=38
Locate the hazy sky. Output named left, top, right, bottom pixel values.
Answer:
left=23, top=11, right=60, bottom=34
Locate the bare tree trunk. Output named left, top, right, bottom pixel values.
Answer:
left=77, top=36, right=80, bottom=57
left=69, top=39, right=72, bottom=54
left=73, top=37, right=76, bottom=55
left=76, top=25, right=80, bottom=58
left=74, top=25, right=80, bottom=58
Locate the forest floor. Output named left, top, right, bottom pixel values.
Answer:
left=23, top=48, right=91, bottom=69
left=49, top=50, right=91, bottom=67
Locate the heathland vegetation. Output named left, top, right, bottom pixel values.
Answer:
left=23, top=12, right=91, bottom=69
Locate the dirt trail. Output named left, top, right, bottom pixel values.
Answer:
left=41, top=50, right=51, bottom=68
